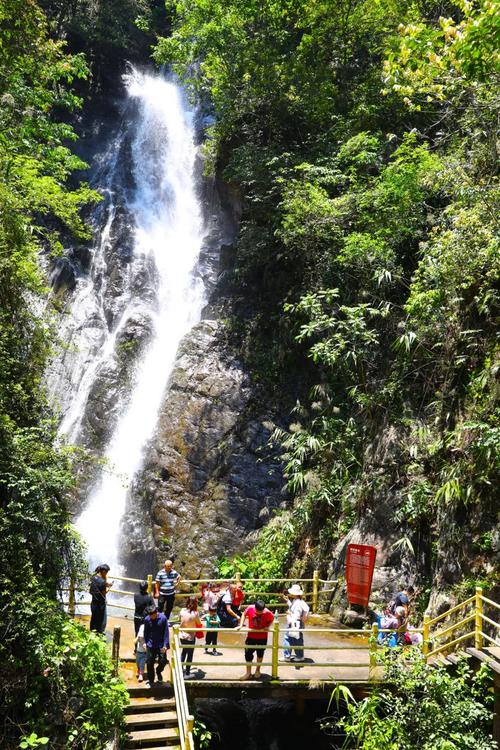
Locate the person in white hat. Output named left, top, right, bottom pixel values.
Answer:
left=282, top=584, right=309, bottom=662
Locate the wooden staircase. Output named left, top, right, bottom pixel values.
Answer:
left=124, top=686, right=181, bottom=749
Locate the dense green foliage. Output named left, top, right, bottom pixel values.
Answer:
left=158, top=0, right=499, bottom=594
left=0, top=0, right=127, bottom=745
left=324, top=653, right=495, bottom=749
left=40, top=0, right=168, bottom=88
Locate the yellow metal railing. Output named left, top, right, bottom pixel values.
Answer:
left=424, top=587, right=500, bottom=658
left=171, top=628, right=194, bottom=750
left=62, top=577, right=499, bottom=679
left=62, top=570, right=338, bottom=616
left=169, top=624, right=381, bottom=680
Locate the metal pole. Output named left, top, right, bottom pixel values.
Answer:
left=112, top=626, right=121, bottom=677
left=475, top=586, right=483, bottom=650
left=272, top=620, right=279, bottom=679
left=423, top=614, right=430, bottom=660
left=312, top=569, right=319, bottom=614
left=369, top=622, right=378, bottom=680
left=186, top=715, right=194, bottom=750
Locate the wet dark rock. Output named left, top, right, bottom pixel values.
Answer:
left=121, top=318, right=286, bottom=579
left=50, top=256, right=77, bottom=293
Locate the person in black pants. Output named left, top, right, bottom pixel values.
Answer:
left=89, top=564, right=113, bottom=633
left=134, top=581, right=154, bottom=636
left=154, top=560, right=181, bottom=620
left=144, top=605, right=169, bottom=685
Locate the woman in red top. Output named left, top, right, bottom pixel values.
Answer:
left=233, top=582, right=245, bottom=614
left=236, top=599, right=274, bottom=680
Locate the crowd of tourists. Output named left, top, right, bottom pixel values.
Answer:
left=89, top=560, right=310, bottom=684
left=89, top=562, right=419, bottom=685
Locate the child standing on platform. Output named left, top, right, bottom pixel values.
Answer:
left=203, top=605, right=221, bottom=655
left=135, top=623, right=147, bottom=682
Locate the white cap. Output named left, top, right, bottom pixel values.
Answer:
left=288, top=584, right=304, bottom=596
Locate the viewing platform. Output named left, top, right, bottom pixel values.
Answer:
left=63, top=575, right=500, bottom=750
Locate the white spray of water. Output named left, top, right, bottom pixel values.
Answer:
left=75, top=71, right=206, bottom=570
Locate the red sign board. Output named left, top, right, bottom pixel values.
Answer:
left=345, top=544, right=377, bottom=607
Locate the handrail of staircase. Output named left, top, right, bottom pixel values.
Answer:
left=480, top=594, right=500, bottom=611
left=425, top=595, right=476, bottom=626
left=171, top=626, right=194, bottom=750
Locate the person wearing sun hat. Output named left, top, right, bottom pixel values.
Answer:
left=282, top=583, right=310, bottom=662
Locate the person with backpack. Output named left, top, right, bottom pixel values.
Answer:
left=179, top=596, right=202, bottom=679
left=217, top=583, right=239, bottom=628
left=89, top=564, right=113, bottom=633
left=386, top=585, right=414, bottom=618
left=134, top=580, right=154, bottom=636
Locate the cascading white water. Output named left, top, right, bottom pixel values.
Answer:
left=74, top=70, right=206, bottom=570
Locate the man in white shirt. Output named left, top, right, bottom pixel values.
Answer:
left=282, top=584, right=310, bottom=662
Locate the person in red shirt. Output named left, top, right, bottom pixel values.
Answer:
left=237, top=599, right=274, bottom=680
left=233, top=582, right=245, bottom=615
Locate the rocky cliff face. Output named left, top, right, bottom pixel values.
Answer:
left=121, top=318, right=286, bottom=578
left=47, top=89, right=287, bottom=577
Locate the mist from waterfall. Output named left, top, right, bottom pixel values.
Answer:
left=73, top=70, right=206, bottom=570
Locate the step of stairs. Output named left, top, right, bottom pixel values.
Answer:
left=126, top=726, right=180, bottom=746
left=126, top=698, right=177, bottom=712
left=125, top=711, right=178, bottom=727
left=466, top=647, right=500, bottom=674
left=127, top=684, right=175, bottom=699
left=124, top=686, right=180, bottom=749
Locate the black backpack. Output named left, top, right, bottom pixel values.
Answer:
left=216, top=591, right=228, bottom=618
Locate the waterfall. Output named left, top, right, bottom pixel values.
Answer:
left=60, top=69, right=206, bottom=571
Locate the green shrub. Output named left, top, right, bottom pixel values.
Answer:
left=325, top=652, right=495, bottom=749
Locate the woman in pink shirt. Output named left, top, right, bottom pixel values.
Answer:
left=179, top=596, right=202, bottom=679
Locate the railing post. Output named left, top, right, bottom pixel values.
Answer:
left=186, top=714, right=194, bottom=750
left=272, top=619, right=279, bottom=679
left=170, top=649, right=176, bottom=686
left=147, top=574, right=153, bottom=594
left=235, top=571, right=241, bottom=586
left=112, top=626, right=121, bottom=677
left=312, top=569, right=319, bottom=614
left=423, top=614, right=430, bottom=660
left=475, top=586, right=483, bottom=650
left=369, top=622, right=378, bottom=680
left=68, top=576, right=76, bottom=618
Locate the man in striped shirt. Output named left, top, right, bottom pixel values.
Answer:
left=154, top=559, right=181, bottom=619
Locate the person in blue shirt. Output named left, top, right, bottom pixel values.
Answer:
left=154, top=559, right=181, bottom=619
left=143, top=605, right=170, bottom=686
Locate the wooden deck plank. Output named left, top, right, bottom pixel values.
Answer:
left=465, top=647, right=500, bottom=675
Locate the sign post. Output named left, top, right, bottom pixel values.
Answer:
left=345, top=543, right=377, bottom=610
